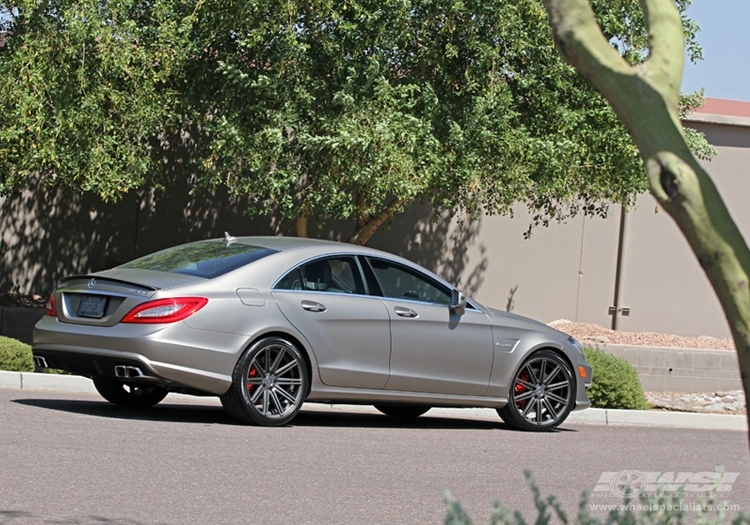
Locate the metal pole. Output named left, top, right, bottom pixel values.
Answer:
left=611, top=205, right=627, bottom=330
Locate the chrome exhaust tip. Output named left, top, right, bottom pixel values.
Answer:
left=114, top=365, right=145, bottom=379
left=33, top=356, right=48, bottom=369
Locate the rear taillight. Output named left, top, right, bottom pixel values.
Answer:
left=121, top=297, right=208, bottom=324
left=44, top=294, right=57, bottom=317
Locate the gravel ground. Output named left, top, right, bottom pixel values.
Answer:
left=549, top=319, right=735, bottom=351
left=645, top=390, right=747, bottom=415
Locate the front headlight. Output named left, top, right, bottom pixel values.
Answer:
left=567, top=335, right=584, bottom=356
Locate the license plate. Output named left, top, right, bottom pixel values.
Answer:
left=78, top=295, right=107, bottom=318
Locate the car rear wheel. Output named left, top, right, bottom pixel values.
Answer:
left=221, top=337, right=308, bottom=426
left=374, top=405, right=431, bottom=418
left=497, top=350, right=575, bottom=432
left=93, top=377, right=169, bottom=408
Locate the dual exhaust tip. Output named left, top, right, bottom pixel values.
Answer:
left=32, top=357, right=146, bottom=380
left=114, top=365, right=145, bottom=379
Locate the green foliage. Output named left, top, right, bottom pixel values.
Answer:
left=443, top=470, right=749, bottom=525
left=680, top=89, right=718, bottom=161
left=0, top=336, right=34, bottom=372
left=0, top=0, right=713, bottom=243
left=192, top=0, right=652, bottom=242
left=584, top=347, right=648, bottom=410
left=0, top=335, right=66, bottom=373
left=0, top=0, right=199, bottom=199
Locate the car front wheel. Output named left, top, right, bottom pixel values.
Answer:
left=497, top=350, right=575, bottom=432
left=93, top=377, right=169, bottom=408
left=221, top=337, right=308, bottom=426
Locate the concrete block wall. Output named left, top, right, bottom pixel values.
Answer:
left=598, top=344, right=742, bottom=393
left=0, top=307, right=44, bottom=345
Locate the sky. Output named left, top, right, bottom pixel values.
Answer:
left=681, top=0, right=750, bottom=102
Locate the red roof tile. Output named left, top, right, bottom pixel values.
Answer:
left=695, top=98, right=750, bottom=119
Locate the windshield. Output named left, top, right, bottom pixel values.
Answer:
left=119, top=241, right=277, bottom=279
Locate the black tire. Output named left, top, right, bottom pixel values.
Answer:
left=93, top=377, right=169, bottom=408
left=374, top=405, right=431, bottom=418
left=497, top=350, right=575, bottom=432
left=220, top=337, right=308, bottom=426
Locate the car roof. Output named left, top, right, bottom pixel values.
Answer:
left=221, top=236, right=386, bottom=256
left=224, top=236, right=491, bottom=312
left=212, top=236, right=458, bottom=291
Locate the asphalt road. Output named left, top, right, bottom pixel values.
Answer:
left=1, top=389, right=749, bottom=525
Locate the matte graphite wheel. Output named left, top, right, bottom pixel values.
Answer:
left=497, top=350, right=575, bottom=432
left=221, top=337, right=308, bottom=426
left=374, top=405, right=431, bottom=418
left=93, top=377, right=169, bottom=408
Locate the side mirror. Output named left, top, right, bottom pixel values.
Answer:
left=451, top=290, right=467, bottom=316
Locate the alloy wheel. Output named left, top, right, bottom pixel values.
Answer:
left=497, top=350, right=575, bottom=431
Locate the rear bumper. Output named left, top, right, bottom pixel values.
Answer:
left=32, top=315, right=242, bottom=395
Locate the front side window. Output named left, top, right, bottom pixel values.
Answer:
left=366, top=258, right=451, bottom=305
left=119, top=242, right=277, bottom=279
left=275, top=257, right=366, bottom=294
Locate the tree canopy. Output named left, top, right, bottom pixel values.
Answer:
left=0, top=0, right=707, bottom=244
left=0, top=0, right=198, bottom=200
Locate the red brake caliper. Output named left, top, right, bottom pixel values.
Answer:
left=247, top=367, right=257, bottom=391
left=515, top=371, right=530, bottom=409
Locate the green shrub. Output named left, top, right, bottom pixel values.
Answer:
left=443, top=470, right=749, bottom=525
left=0, top=336, right=34, bottom=372
left=584, top=347, right=649, bottom=410
left=0, top=336, right=67, bottom=374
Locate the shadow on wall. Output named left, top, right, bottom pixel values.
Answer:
left=0, top=132, right=287, bottom=296
left=367, top=204, right=489, bottom=297
left=133, top=131, right=293, bottom=259
left=0, top=187, right=139, bottom=296
left=1, top=132, right=487, bottom=295
left=0, top=180, right=286, bottom=296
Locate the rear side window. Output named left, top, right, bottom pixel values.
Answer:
left=119, top=242, right=278, bottom=279
left=275, top=257, right=366, bottom=294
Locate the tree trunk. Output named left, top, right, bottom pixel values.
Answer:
left=543, top=0, right=750, bottom=448
left=348, top=198, right=406, bottom=246
left=295, top=215, right=308, bottom=238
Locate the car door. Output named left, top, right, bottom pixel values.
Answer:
left=272, top=256, right=391, bottom=389
left=363, top=257, right=494, bottom=396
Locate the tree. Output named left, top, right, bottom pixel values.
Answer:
left=183, top=0, right=706, bottom=244
left=0, top=0, right=199, bottom=200
left=1, top=0, right=707, bottom=246
left=542, top=0, right=750, bottom=447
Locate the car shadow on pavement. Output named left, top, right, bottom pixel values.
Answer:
left=0, top=509, right=165, bottom=525
left=12, top=398, right=233, bottom=425
left=293, top=410, right=577, bottom=432
left=11, top=398, right=577, bottom=432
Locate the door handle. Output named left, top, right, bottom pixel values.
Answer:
left=394, top=306, right=418, bottom=318
left=301, top=300, right=327, bottom=312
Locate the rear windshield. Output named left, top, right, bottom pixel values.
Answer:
left=119, top=242, right=278, bottom=279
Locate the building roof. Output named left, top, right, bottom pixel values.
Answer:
left=685, top=97, right=750, bottom=128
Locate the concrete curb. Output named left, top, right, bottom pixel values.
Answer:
left=565, top=406, right=747, bottom=431
left=2, top=370, right=746, bottom=431
left=0, top=370, right=97, bottom=394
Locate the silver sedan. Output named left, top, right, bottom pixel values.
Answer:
left=33, top=235, right=591, bottom=431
